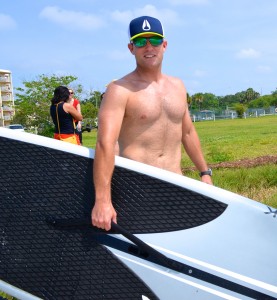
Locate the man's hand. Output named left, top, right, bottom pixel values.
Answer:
left=91, top=201, right=117, bottom=231
left=201, top=175, right=213, bottom=185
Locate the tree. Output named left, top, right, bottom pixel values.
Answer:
left=83, top=90, right=103, bottom=109
left=186, top=92, right=192, bottom=107
left=245, top=88, right=260, bottom=102
left=200, top=93, right=219, bottom=110
left=81, top=102, right=98, bottom=120
left=192, top=93, right=204, bottom=110
left=235, top=88, right=260, bottom=104
left=219, top=94, right=237, bottom=108
left=234, top=103, right=247, bottom=118
left=248, top=95, right=272, bottom=108
left=80, top=90, right=102, bottom=126
left=14, top=74, right=82, bottom=136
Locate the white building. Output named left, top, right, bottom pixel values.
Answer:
left=0, top=69, right=15, bottom=127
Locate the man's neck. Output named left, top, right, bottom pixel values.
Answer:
left=134, top=66, right=163, bottom=83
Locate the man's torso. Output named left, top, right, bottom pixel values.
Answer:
left=118, top=74, right=187, bottom=174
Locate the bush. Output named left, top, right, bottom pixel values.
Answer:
left=234, top=103, right=246, bottom=118
left=38, top=123, right=55, bottom=138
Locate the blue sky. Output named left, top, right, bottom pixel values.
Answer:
left=1, top=0, right=277, bottom=97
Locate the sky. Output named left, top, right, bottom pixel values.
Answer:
left=1, top=0, right=277, bottom=97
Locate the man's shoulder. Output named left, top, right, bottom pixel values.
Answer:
left=165, top=74, right=183, bottom=84
left=163, top=74, right=186, bottom=91
left=109, top=75, right=139, bottom=92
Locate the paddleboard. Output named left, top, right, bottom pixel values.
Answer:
left=0, top=127, right=276, bottom=300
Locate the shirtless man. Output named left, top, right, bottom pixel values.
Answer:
left=92, top=16, right=212, bottom=231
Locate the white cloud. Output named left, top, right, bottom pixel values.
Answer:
left=166, top=0, right=209, bottom=5
left=0, top=13, right=16, bottom=30
left=111, top=5, right=183, bottom=26
left=236, top=48, right=260, bottom=59
left=111, top=10, right=134, bottom=24
left=39, top=6, right=105, bottom=30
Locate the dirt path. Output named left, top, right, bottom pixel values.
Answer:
left=182, top=155, right=277, bottom=172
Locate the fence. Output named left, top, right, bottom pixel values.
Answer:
left=190, top=106, right=277, bottom=122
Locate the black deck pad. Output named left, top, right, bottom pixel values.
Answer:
left=0, top=136, right=227, bottom=299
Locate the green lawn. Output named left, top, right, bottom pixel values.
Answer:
left=189, top=115, right=277, bottom=164
left=83, top=115, right=277, bottom=208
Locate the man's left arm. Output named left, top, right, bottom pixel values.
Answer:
left=181, top=108, right=213, bottom=185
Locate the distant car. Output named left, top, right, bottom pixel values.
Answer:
left=7, top=124, right=25, bottom=132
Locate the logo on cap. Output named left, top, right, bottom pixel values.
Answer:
left=142, top=19, right=151, bottom=31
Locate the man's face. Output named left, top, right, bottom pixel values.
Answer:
left=128, top=34, right=167, bottom=67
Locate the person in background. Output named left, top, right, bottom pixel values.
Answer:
left=92, top=16, right=212, bottom=231
left=69, top=88, right=83, bottom=145
left=50, top=86, right=83, bottom=145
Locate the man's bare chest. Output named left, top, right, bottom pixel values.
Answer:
left=125, top=93, right=186, bottom=123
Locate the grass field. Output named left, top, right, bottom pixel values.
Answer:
left=185, top=115, right=277, bottom=164
left=82, top=115, right=277, bottom=208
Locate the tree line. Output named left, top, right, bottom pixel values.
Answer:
left=12, top=74, right=277, bottom=136
left=188, top=88, right=277, bottom=114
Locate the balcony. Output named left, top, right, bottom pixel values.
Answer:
left=0, top=86, right=11, bottom=93
left=0, top=75, right=10, bottom=83
left=2, top=106, right=14, bottom=112
left=3, top=115, right=12, bottom=121
left=1, top=94, right=12, bottom=101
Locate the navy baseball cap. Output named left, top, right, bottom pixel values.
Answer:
left=129, top=16, right=165, bottom=41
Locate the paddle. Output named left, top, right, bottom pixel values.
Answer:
left=110, top=221, right=175, bottom=269
left=47, top=217, right=173, bottom=269
left=47, top=217, right=276, bottom=299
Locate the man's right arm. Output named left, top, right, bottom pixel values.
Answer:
left=91, top=82, right=128, bottom=230
left=92, top=139, right=117, bottom=231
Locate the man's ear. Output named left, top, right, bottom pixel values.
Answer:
left=163, top=40, right=168, bottom=51
left=128, top=43, right=135, bottom=55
